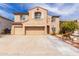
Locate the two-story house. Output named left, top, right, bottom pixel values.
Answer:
left=11, top=7, right=60, bottom=35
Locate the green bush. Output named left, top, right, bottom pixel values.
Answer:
left=60, top=21, right=78, bottom=34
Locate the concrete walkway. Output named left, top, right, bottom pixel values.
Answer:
left=48, top=35, right=79, bottom=56
left=0, top=35, right=79, bottom=56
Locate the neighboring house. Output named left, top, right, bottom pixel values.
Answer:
left=11, top=7, right=60, bottom=35
left=0, top=16, right=13, bottom=34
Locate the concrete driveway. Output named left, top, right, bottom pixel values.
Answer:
left=0, top=35, right=79, bottom=56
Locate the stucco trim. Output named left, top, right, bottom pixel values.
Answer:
left=52, top=16, right=60, bottom=18
left=12, top=22, right=22, bottom=25
left=14, top=12, right=29, bottom=15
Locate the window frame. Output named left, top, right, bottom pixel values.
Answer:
left=20, top=15, right=26, bottom=20
left=51, top=17, right=55, bottom=22
left=34, top=12, right=41, bottom=19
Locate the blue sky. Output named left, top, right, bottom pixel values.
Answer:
left=0, top=3, right=79, bottom=21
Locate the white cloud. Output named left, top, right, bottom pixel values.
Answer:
left=0, top=3, right=19, bottom=12
left=33, top=3, right=79, bottom=16
left=0, top=3, right=79, bottom=20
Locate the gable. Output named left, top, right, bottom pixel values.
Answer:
left=29, top=6, right=48, bottom=12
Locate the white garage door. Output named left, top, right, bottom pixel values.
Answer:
left=25, top=27, right=45, bottom=35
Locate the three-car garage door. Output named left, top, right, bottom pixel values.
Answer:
left=25, top=26, right=45, bottom=35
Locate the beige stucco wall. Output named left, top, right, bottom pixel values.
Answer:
left=0, top=17, right=13, bottom=34
left=14, top=15, right=29, bottom=22
left=23, top=7, right=48, bottom=26
left=54, top=17, right=60, bottom=34
left=49, top=16, right=60, bottom=34
left=11, top=25, right=14, bottom=34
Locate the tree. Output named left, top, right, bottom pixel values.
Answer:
left=60, top=21, right=78, bottom=41
left=60, top=21, right=78, bottom=34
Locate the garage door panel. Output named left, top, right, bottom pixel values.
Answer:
left=15, top=28, right=23, bottom=35
left=25, top=27, right=45, bottom=35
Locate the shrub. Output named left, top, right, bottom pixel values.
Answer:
left=60, top=21, right=78, bottom=34
left=2, top=28, right=11, bottom=34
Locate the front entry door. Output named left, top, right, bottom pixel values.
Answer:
left=47, top=26, right=50, bottom=34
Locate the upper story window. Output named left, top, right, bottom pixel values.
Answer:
left=51, top=17, right=55, bottom=22
left=35, top=12, right=41, bottom=19
left=20, top=15, right=26, bottom=20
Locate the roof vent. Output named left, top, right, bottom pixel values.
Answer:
left=37, top=8, right=39, bottom=10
